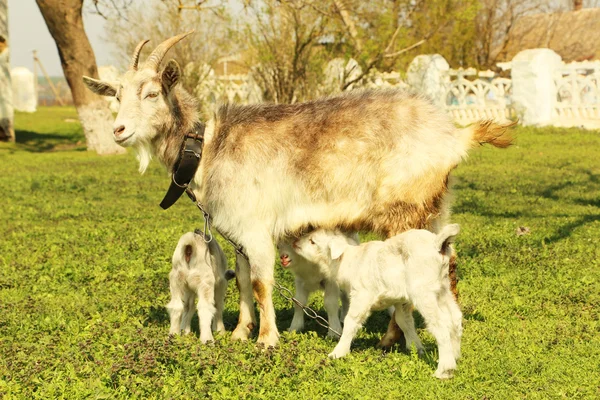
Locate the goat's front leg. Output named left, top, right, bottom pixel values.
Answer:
left=329, top=295, right=371, bottom=359
left=340, top=291, right=349, bottom=324
left=288, top=277, right=308, bottom=332
left=232, top=254, right=257, bottom=341
left=242, top=234, right=279, bottom=347
left=323, top=280, right=342, bottom=339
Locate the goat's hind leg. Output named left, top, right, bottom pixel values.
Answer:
left=166, top=276, right=187, bottom=335
left=180, top=291, right=196, bottom=335
left=413, top=293, right=457, bottom=379
left=197, top=283, right=217, bottom=343
left=441, top=286, right=463, bottom=361
left=231, top=254, right=257, bottom=341
left=212, top=278, right=227, bottom=334
left=393, top=301, right=424, bottom=356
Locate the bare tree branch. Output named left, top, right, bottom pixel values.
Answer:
left=332, top=0, right=363, bottom=52
left=383, top=38, right=426, bottom=58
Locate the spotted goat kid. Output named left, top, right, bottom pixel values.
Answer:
left=166, top=231, right=235, bottom=343
left=292, top=225, right=463, bottom=379
left=277, top=232, right=359, bottom=337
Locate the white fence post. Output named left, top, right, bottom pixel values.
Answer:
left=11, top=67, right=37, bottom=113
left=511, top=49, right=562, bottom=126
left=406, top=54, right=449, bottom=106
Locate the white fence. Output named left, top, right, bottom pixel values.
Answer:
left=98, top=49, right=600, bottom=128
left=442, top=68, right=513, bottom=125
left=554, top=61, right=600, bottom=122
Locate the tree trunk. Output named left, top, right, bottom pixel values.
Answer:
left=0, top=0, right=14, bottom=142
left=333, top=0, right=363, bottom=53
left=36, top=0, right=125, bottom=155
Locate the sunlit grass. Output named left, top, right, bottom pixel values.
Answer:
left=1, top=108, right=598, bottom=398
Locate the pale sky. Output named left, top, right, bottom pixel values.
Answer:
left=8, top=0, right=115, bottom=77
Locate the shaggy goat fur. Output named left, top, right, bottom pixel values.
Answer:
left=84, top=33, right=514, bottom=348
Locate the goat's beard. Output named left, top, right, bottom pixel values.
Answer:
left=134, top=139, right=154, bottom=174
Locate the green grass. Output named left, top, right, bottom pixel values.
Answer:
left=1, top=107, right=599, bottom=399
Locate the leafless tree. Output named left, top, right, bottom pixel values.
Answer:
left=238, top=0, right=331, bottom=103
left=308, top=0, right=477, bottom=88
left=103, top=0, right=232, bottom=92
left=475, top=0, right=557, bottom=69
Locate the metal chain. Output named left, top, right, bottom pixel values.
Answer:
left=272, top=281, right=342, bottom=337
left=185, top=188, right=341, bottom=337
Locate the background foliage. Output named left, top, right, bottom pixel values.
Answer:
left=102, top=0, right=576, bottom=103
left=0, top=107, right=599, bottom=398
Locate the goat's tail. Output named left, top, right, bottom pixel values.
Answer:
left=172, top=232, right=198, bottom=267
left=460, top=120, right=516, bottom=150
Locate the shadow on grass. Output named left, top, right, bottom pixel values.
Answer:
left=15, top=129, right=86, bottom=152
left=455, top=170, right=600, bottom=244
left=543, top=214, right=600, bottom=244
left=144, top=303, right=439, bottom=369
left=143, top=306, right=246, bottom=337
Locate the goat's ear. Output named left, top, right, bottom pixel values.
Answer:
left=83, top=76, right=117, bottom=97
left=436, top=224, right=460, bottom=255
left=329, top=237, right=348, bottom=260
left=161, top=59, right=181, bottom=93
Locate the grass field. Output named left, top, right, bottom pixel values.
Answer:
left=1, top=107, right=599, bottom=399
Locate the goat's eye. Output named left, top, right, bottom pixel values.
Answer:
left=309, top=239, right=315, bottom=245
left=146, top=92, right=159, bottom=99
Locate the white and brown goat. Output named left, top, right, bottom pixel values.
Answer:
left=166, top=231, right=235, bottom=343
left=83, top=32, right=514, bottom=348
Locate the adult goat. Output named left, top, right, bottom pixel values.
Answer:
left=83, top=32, right=514, bottom=348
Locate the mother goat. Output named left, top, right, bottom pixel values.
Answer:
left=83, top=32, right=513, bottom=347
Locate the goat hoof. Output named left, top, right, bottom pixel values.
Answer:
left=434, top=369, right=455, bottom=380
left=257, top=332, right=279, bottom=348
left=327, top=351, right=345, bottom=359
left=231, top=326, right=251, bottom=341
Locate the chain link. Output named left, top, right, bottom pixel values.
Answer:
left=186, top=188, right=341, bottom=337
left=272, top=281, right=342, bottom=337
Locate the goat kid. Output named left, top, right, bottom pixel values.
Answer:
left=292, top=225, right=463, bottom=379
left=166, top=231, right=235, bottom=343
left=277, top=232, right=359, bottom=337
left=83, top=32, right=513, bottom=348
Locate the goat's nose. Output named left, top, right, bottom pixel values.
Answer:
left=113, top=125, right=125, bottom=136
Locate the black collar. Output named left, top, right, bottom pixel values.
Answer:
left=159, top=122, right=205, bottom=210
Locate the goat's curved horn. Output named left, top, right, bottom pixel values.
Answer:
left=143, top=30, right=195, bottom=71
left=129, top=39, right=150, bottom=71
